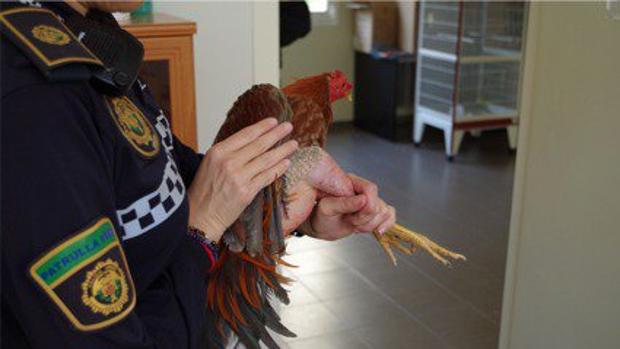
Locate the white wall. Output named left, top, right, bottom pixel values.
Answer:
left=397, top=0, right=416, bottom=53
left=280, top=2, right=355, bottom=122
left=500, top=3, right=620, bottom=349
left=253, top=1, right=280, bottom=86
left=155, top=1, right=279, bottom=150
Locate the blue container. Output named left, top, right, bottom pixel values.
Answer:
left=132, top=0, right=153, bottom=16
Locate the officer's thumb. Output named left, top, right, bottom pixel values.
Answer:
left=320, top=195, right=367, bottom=216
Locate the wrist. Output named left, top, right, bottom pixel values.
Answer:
left=189, top=219, right=224, bottom=243
left=203, top=219, right=226, bottom=243
left=188, top=209, right=225, bottom=243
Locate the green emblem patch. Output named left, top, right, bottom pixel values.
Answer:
left=32, top=24, right=70, bottom=46
left=29, top=217, right=135, bottom=331
left=106, top=96, right=161, bottom=158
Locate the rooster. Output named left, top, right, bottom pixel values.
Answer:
left=206, top=71, right=465, bottom=349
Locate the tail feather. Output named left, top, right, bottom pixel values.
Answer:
left=270, top=183, right=286, bottom=255
left=204, top=308, right=229, bottom=349
left=234, top=326, right=261, bottom=349
left=224, top=221, right=246, bottom=253
left=265, top=186, right=279, bottom=255
left=238, top=262, right=260, bottom=308
left=237, top=296, right=293, bottom=349
left=206, top=185, right=295, bottom=348
left=260, top=274, right=290, bottom=305
left=244, top=193, right=264, bottom=257
left=260, top=299, right=296, bottom=337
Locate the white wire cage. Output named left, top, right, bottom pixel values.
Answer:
left=414, top=1, right=527, bottom=160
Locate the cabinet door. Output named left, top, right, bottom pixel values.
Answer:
left=138, top=36, right=197, bottom=149
left=139, top=59, right=172, bottom=121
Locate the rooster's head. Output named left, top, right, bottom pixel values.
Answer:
left=328, top=70, right=353, bottom=103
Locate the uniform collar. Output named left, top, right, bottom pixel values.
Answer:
left=42, top=1, right=121, bottom=29
left=42, top=2, right=125, bottom=70
left=40, top=1, right=79, bottom=19
left=44, top=1, right=144, bottom=96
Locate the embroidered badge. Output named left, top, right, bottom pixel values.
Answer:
left=107, top=96, right=161, bottom=158
left=31, top=24, right=70, bottom=45
left=0, top=7, right=102, bottom=73
left=81, top=259, right=129, bottom=315
left=29, top=217, right=136, bottom=331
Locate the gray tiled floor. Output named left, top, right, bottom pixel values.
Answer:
left=279, top=124, right=515, bottom=349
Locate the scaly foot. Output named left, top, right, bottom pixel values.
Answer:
left=373, top=224, right=466, bottom=267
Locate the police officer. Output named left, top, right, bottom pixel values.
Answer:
left=1, top=1, right=396, bottom=348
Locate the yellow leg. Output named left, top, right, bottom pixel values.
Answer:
left=374, top=224, right=466, bottom=267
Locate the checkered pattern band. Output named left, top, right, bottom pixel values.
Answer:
left=154, top=113, right=174, bottom=152
left=117, top=112, right=185, bottom=241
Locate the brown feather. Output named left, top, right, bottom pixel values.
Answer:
left=286, top=94, right=328, bottom=147
left=282, top=73, right=332, bottom=127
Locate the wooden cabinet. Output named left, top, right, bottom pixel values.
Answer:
left=120, top=13, right=198, bottom=149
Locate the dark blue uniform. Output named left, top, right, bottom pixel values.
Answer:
left=1, top=2, right=213, bottom=348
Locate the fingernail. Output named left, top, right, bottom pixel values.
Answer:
left=266, top=118, right=277, bottom=125
left=378, top=228, right=386, bottom=235
left=290, top=140, right=298, bottom=148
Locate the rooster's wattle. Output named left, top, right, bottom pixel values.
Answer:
left=206, top=71, right=465, bottom=349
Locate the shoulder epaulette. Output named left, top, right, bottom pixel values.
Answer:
left=0, top=6, right=103, bottom=80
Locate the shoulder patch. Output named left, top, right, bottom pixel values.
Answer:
left=29, top=217, right=136, bottom=331
left=0, top=7, right=102, bottom=78
left=105, top=96, right=161, bottom=158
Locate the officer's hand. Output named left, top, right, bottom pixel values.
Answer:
left=188, top=118, right=297, bottom=243
left=308, top=174, right=396, bottom=241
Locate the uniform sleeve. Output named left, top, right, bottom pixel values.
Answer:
left=0, top=85, right=191, bottom=349
left=172, top=136, right=204, bottom=187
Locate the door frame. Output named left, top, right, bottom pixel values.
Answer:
left=498, top=4, right=540, bottom=349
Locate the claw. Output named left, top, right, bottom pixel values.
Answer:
left=373, top=224, right=466, bottom=267
left=373, top=231, right=398, bottom=266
